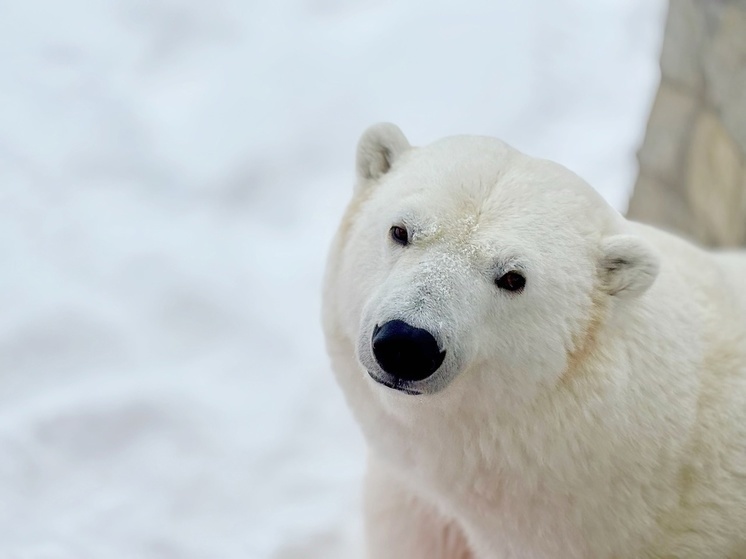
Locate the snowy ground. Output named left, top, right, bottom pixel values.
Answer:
left=0, top=1, right=665, bottom=557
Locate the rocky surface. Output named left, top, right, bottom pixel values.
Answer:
left=629, top=0, right=746, bottom=247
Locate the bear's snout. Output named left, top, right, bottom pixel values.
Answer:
left=372, top=320, right=446, bottom=382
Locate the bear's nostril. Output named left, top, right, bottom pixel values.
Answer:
left=371, top=320, right=445, bottom=382
left=372, top=324, right=381, bottom=338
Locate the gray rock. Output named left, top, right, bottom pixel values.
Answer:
left=703, top=3, right=746, bottom=154
left=686, top=111, right=746, bottom=246
left=627, top=174, right=694, bottom=240
left=629, top=0, right=746, bottom=248
left=660, top=0, right=708, bottom=91
left=637, top=82, right=699, bottom=185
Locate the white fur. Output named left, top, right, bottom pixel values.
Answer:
left=598, top=234, right=660, bottom=298
left=355, top=122, right=411, bottom=184
left=322, top=124, right=746, bottom=558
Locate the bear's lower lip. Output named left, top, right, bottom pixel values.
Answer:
left=367, top=371, right=422, bottom=395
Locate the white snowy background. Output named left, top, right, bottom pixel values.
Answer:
left=0, top=1, right=666, bottom=557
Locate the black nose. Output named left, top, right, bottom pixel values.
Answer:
left=372, top=320, right=446, bottom=382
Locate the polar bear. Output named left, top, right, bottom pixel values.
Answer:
left=321, top=123, right=746, bottom=559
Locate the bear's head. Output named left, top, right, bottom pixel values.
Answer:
left=328, top=124, right=659, bottom=407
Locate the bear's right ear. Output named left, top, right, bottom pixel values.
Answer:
left=355, top=123, right=410, bottom=185
left=598, top=234, right=660, bottom=299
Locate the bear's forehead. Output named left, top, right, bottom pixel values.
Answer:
left=386, top=137, right=612, bottom=240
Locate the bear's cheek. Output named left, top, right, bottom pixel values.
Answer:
left=465, top=295, right=573, bottom=381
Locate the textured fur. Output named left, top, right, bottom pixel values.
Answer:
left=322, top=124, right=746, bottom=558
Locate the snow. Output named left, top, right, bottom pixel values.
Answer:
left=0, top=1, right=665, bottom=557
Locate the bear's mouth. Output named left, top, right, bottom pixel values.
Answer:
left=367, top=371, right=423, bottom=395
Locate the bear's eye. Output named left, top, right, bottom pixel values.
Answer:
left=390, top=225, right=409, bottom=246
left=496, top=271, right=526, bottom=293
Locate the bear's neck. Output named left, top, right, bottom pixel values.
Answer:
left=368, top=315, right=698, bottom=510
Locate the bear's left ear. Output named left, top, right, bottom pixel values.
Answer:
left=355, top=123, right=410, bottom=184
left=598, top=234, right=660, bottom=299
